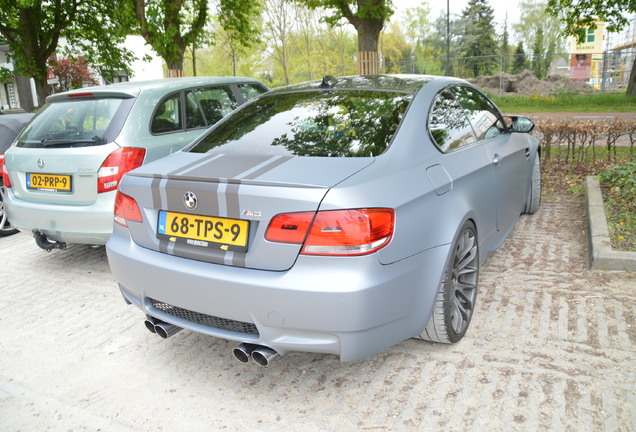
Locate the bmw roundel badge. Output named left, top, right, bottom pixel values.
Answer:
left=184, top=191, right=198, bottom=210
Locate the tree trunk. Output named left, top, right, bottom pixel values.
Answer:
left=627, top=57, right=636, bottom=96
left=166, top=57, right=185, bottom=78
left=34, top=76, right=51, bottom=107
left=350, top=16, right=384, bottom=75
left=192, top=43, right=197, bottom=77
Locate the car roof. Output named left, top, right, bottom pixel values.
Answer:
left=46, top=76, right=264, bottom=102
left=270, top=74, right=442, bottom=94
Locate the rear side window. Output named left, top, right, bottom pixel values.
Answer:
left=428, top=90, right=477, bottom=152
left=193, top=87, right=237, bottom=125
left=16, top=98, right=129, bottom=148
left=237, top=83, right=267, bottom=100
left=156, top=86, right=238, bottom=134
left=151, top=94, right=182, bottom=134
left=189, top=90, right=413, bottom=157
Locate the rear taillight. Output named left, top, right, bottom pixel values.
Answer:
left=114, top=191, right=143, bottom=227
left=265, top=208, right=394, bottom=256
left=98, top=147, right=146, bottom=193
left=0, top=155, right=10, bottom=188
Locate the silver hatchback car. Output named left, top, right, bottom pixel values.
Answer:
left=2, top=77, right=267, bottom=249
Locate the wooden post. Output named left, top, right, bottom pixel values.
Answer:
left=168, top=69, right=185, bottom=78
left=357, top=51, right=379, bottom=75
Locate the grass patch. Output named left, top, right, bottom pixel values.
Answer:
left=490, top=92, right=636, bottom=113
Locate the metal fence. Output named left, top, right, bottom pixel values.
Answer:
left=325, top=50, right=635, bottom=94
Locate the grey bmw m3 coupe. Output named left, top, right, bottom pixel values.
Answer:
left=106, top=75, right=541, bottom=365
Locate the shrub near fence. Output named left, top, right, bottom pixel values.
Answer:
left=535, top=118, right=636, bottom=164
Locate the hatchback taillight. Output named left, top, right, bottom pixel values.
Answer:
left=265, top=208, right=394, bottom=256
left=0, top=155, right=10, bottom=188
left=114, top=191, right=143, bottom=227
left=98, top=147, right=146, bottom=193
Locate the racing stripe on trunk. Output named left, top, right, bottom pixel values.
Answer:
left=169, top=153, right=225, bottom=177
left=154, top=154, right=295, bottom=267
left=181, top=154, right=275, bottom=179
left=225, top=156, right=293, bottom=267
left=151, top=175, right=174, bottom=255
left=239, top=155, right=293, bottom=180
left=224, top=181, right=246, bottom=267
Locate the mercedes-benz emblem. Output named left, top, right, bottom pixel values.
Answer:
left=184, top=191, right=198, bottom=210
left=37, top=158, right=45, bottom=169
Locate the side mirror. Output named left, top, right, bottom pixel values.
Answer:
left=504, top=116, right=535, bottom=133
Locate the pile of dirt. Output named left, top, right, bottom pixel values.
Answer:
left=470, top=70, right=597, bottom=96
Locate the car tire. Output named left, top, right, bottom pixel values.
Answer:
left=0, top=195, right=18, bottom=237
left=418, top=220, right=479, bottom=344
left=523, top=155, right=541, bottom=215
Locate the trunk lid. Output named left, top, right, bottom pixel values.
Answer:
left=123, top=152, right=374, bottom=271
left=5, top=143, right=120, bottom=205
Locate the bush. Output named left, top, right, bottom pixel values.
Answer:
left=534, top=118, right=636, bottom=164
left=598, top=162, right=636, bottom=251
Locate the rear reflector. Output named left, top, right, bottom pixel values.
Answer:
left=266, top=208, right=394, bottom=256
left=114, top=191, right=143, bottom=227
left=265, top=212, right=315, bottom=244
left=98, top=147, right=146, bottom=193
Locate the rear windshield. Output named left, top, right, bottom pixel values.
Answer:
left=189, top=90, right=413, bottom=157
left=16, top=97, right=132, bottom=148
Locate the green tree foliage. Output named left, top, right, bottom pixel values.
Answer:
left=459, top=0, right=499, bottom=77
left=185, top=16, right=263, bottom=78
left=48, top=57, right=100, bottom=92
left=263, top=0, right=298, bottom=85
left=546, top=0, right=636, bottom=95
left=129, top=0, right=261, bottom=77
left=501, top=18, right=511, bottom=73
left=399, top=2, right=447, bottom=74
left=129, top=0, right=207, bottom=76
left=0, top=0, right=134, bottom=105
left=531, top=24, right=549, bottom=78
left=380, top=22, right=410, bottom=73
left=514, top=0, right=564, bottom=54
left=512, top=41, right=529, bottom=74
left=299, top=0, right=394, bottom=74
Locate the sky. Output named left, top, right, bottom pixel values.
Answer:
left=391, top=0, right=523, bottom=29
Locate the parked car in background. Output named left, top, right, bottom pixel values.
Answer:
left=106, top=74, right=541, bottom=366
left=0, top=113, right=34, bottom=236
left=3, top=77, right=268, bottom=249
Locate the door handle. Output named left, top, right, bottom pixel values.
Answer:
left=492, top=154, right=501, bottom=166
left=525, top=148, right=530, bottom=158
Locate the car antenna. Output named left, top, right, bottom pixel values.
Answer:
left=320, top=75, right=337, bottom=88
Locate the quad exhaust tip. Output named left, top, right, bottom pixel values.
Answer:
left=144, top=316, right=182, bottom=339
left=143, top=318, right=278, bottom=366
left=232, top=343, right=279, bottom=367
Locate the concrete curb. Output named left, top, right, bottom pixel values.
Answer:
left=585, top=176, right=636, bottom=271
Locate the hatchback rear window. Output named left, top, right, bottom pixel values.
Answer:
left=16, top=97, right=132, bottom=148
left=189, top=90, right=413, bottom=157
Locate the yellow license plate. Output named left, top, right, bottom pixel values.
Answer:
left=26, top=173, right=72, bottom=192
left=157, top=211, right=249, bottom=252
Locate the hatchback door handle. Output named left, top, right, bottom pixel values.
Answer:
left=492, top=154, right=501, bottom=166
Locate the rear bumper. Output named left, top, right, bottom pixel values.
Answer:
left=4, top=188, right=115, bottom=245
left=106, top=224, right=450, bottom=362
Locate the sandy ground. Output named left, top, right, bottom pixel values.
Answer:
left=1, top=194, right=635, bottom=431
